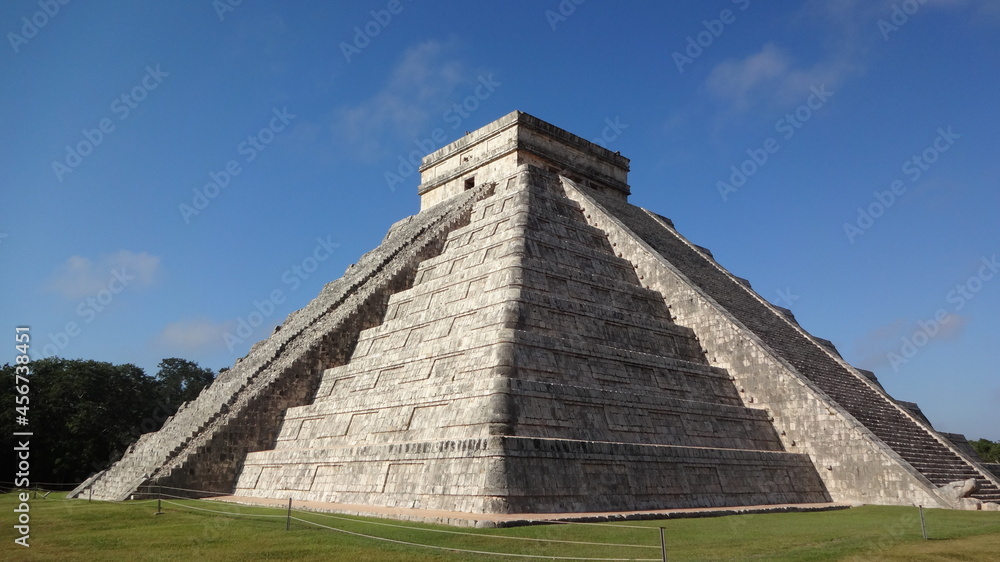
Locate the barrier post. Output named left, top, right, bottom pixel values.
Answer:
left=919, top=505, right=928, bottom=540
left=286, top=497, right=292, bottom=531
left=660, top=526, right=668, bottom=561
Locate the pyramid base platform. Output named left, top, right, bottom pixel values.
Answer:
left=207, top=494, right=852, bottom=528
left=232, top=436, right=832, bottom=516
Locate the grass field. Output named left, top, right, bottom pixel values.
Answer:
left=2, top=492, right=999, bottom=561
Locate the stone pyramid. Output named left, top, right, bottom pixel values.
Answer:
left=72, top=111, right=1000, bottom=516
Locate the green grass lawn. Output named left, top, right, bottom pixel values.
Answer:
left=2, top=492, right=999, bottom=561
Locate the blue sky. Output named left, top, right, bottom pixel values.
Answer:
left=2, top=1, right=998, bottom=440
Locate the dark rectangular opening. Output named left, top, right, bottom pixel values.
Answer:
left=464, top=176, right=475, bottom=190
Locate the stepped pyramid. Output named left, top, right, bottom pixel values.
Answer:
left=72, top=111, right=1000, bottom=516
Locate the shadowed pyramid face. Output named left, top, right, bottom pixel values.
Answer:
left=75, top=112, right=1000, bottom=518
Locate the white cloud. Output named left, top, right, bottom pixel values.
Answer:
left=332, top=40, right=468, bottom=160
left=705, top=43, right=849, bottom=111
left=154, top=318, right=234, bottom=353
left=705, top=45, right=791, bottom=109
left=778, top=0, right=998, bottom=118
left=47, top=250, right=160, bottom=299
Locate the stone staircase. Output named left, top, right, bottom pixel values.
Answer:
left=800, top=365, right=1000, bottom=503
left=70, top=183, right=494, bottom=501
left=581, top=187, right=1000, bottom=506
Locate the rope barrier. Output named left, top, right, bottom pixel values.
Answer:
left=125, top=483, right=664, bottom=531
left=49, top=480, right=669, bottom=557
left=158, top=494, right=658, bottom=550
left=302, top=510, right=660, bottom=549
left=291, top=516, right=661, bottom=561
left=161, top=500, right=286, bottom=519
left=157, top=492, right=243, bottom=502
left=141, top=489, right=663, bottom=558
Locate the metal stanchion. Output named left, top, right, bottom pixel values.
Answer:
left=660, top=526, right=668, bottom=561
left=286, top=498, right=292, bottom=531
left=919, top=505, right=928, bottom=540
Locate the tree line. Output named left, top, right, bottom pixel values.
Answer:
left=971, top=438, right=1000, bottom=463
left=2, top=357, right=998, bottom=487
left=2, top=357, right=217, bottom=486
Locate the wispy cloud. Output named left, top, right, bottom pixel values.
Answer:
left=705, top=0, right=977, bottom=116
left=332, top=40, right=468, bottom=160
left=154, top=318, right=234, bottom=353
left=854, top=314, right=969, bottom=370
left=705, top=43, right=850, bottom=112
left=47, top=250, right=160, bottom=299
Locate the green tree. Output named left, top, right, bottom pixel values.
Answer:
left=971, top=438, right=1000, bottom=463
left=2, top=358, right=163, bottom=484
left=2, top=357, right=218, bottom=485
left=154, top=357, right=215, bottom=411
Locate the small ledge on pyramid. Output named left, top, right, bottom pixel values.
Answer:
left=773, top=305, right=798, bottom=323
left=692, top=244, right=714, bottom=259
